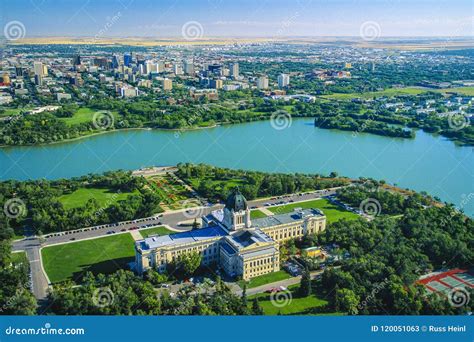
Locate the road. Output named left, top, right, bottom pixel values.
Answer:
left=12, top=187, right=339, bottom=301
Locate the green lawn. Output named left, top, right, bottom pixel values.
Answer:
left=11, top=251, right=28, bottom=266
left=322, top=87, right=426, bottom=100
left=441, top=86, right=474, bottom=96
left=58, top=187, right=136, bottom=210
left=267, top=199, right=358, bottom=223
left=322, top=86, right=474, bottom=101
left=0, top=108, right=26, bottom=117
left=139, top=226, right=174, bottom=239
left=239, top=270, right=291, bottom=289
left=59, top=107, right=119, bottom=126
left=41, top=233, right=136, bottom=283
left=250, top=209, right=268, bottom=219
left=248, top=285, right=329, bottom=315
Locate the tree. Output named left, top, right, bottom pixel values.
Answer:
left=251, top=298, right=264, bottom=315
left=335, top=288, right=360, bottom=315
left=299, top=266, right=312, bottom=297
left=174, top=252, right=202, bottom=278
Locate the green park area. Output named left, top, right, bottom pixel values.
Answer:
left=248, top=285, right=329, bottom=315
left=58, top=107, right=119, bottom=126
left=268, top=199, right=358, bottom=223
left=250, top=209, right=268, bottom=219
left=139, top=226, right=174, bottom=239
left=41, top=233, right=136, bottom=283
left=10, top=251, right=28, bottom=266
left=58, top=187, right=137, bottom=210
left=239, top=270, right=291, bottom=289
left=322, top=86, right=474, bottom=101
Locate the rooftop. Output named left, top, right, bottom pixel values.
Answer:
left=137, top=226, right=227, bottom=251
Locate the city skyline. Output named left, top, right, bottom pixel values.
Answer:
left=1, top=0, right=473, bottom=38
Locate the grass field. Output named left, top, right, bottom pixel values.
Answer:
left=58, top=107, right=119, bottom=126
left=322, top=87, right=426, bottom=100
left=0, top=108, right=26, bottom=117
left=239, top=270, right=291, bottom=289
left=11, top=251, right=28, bottom=266
left=268, top=199, right=358, bottom=223
left=322, top=86, right=474, bottom=101
left=139, top=226, right=174, bottom=239
left=41, top=233, right=136, bottom=283
left=250, top=209, right=268, bottom=219
left=248, top=284, right=329, bottom=315
left=58, top=187, right=137, bottom=210
left=442, top=87, right=474, bottom=96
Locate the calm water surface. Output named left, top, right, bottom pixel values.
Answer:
left=1, top=119, right=473, bottom=215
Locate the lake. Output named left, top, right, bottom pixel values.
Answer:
left=1, top=119, right=473, bottom=216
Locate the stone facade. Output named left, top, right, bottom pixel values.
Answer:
left=135, top=189, right=326, bottom=280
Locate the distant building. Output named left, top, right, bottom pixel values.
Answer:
left=135, top=189, right=326, bottom=280
left=111, top=55, right=120, bottom=69
left=210, top=79, right=223, bottom=89
left=277, top=73, right=290, bottom=88
left=72, top=55, right=81, bottom=66
left=56, top=93, right=72, bottom=102
left=124, top=53, right=133, bottom=67
left=184, top=60, right=194, bottom=75
left=120, top=86, right=139, bottom=97
left=230, top=63, right=239, bottom=78
left=162, top=78, right=172, bottom=91
left=257, top=76, right=269, bottom=90
left=33, top=62, right=45, bottom=77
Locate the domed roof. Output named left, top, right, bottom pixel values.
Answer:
left=225, top=188, right=248, bottom=212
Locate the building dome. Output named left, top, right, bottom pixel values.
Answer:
left=225, top=188, right=248, bottom=212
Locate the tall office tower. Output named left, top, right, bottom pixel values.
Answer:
left=256, top=76, right=269, bottom=90
left=15, top=66, right=24, bottom=77
left=42, top=64, right=48, bottom=76
left=34, top=74, right=43, bottom=86
left=156, top=61, right=165, bottom=73
left=112, top=55, right=120, bottom=69
left=72, top=55, right=81, bottom=66
left=230, top=63, right=239, bottom=78
left=174, top=63, right=183, bottom=75
left=162, top=78, right=172, bottom=91
left=183, top=59, right=194, bottom=75
left=208, top=64, right=222, bottom=76
left=277, top=73, right=290, bottom=88
left=124, top=53, right=132, bottom=67
left=33, top=62, right=44, bottom=76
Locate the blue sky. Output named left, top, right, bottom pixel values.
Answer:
left=1, top=0, right=473, bottom=37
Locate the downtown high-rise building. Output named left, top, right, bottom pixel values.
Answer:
left=256, top=76, right=269, bottom=90
left=230, top=63, right=239, bottom=78
left=277, top=73, right=290, bottom=88
left=183, top=59, right=194, bottom=75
